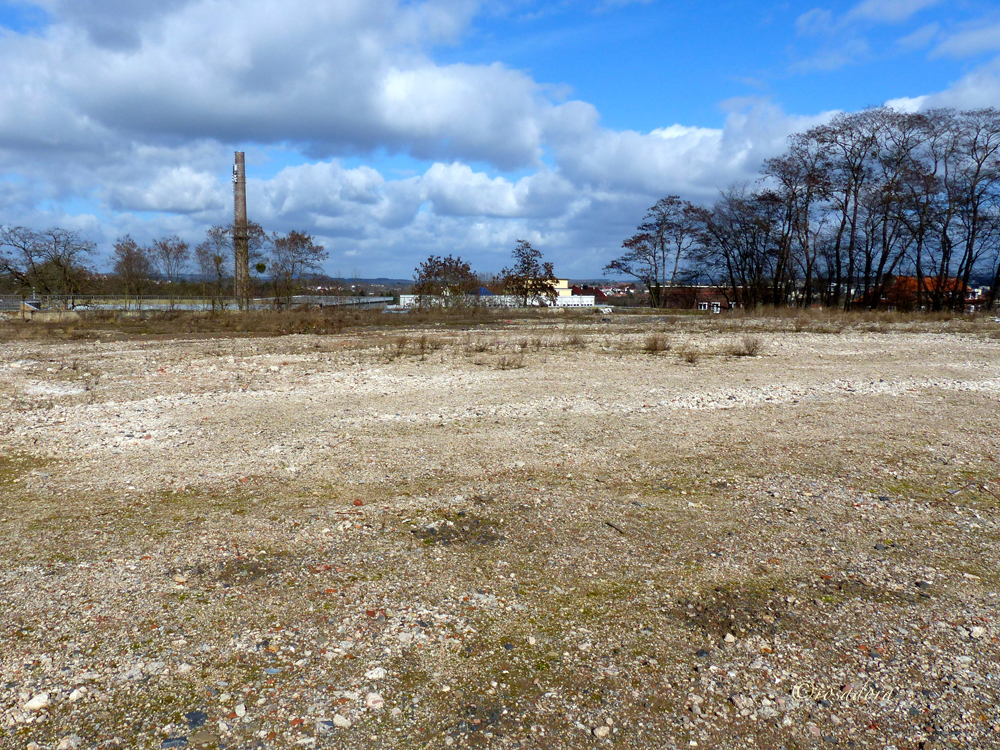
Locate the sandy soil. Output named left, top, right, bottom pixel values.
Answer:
left=2, top=315, right=1000, bottom=750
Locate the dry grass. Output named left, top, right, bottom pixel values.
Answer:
left=679, top=348, right=701, bottom=365
left=724, top=335, right=764, bottom=357
left=642, top=333, right=671, bottom=354
left=495, top=354, right=526, bottom=370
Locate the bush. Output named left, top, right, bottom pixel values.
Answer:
left=725, top=335, right=763, bottom=357
left=643, top=333, right=670, bottom=354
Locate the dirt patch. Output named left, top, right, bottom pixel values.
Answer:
left=671, top=586, right=792, bottom=639
left=409, top=512, right=506, bottom=547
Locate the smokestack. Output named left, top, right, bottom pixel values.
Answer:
left=233, top=151, right=250, bottom=309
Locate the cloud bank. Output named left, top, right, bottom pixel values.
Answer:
left=0, top=0, right=998, bottom=276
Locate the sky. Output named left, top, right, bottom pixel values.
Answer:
left=1, top=0, right=999, bottom=279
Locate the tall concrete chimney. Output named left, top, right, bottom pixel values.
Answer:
left=233, top=151, right=250, bottom=309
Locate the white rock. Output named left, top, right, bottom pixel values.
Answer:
left=178, top=663, right=194, bottom=674
left=593, top=725, right=611, bottom=738
left=56, top=736, right=82, bottom=749
left=724, top=633, right=737, bottom=643
left=364, top=667, right=387, bottom=681
left=971, top=626, right=986, bottom=640
left=365, top=692, right=384, bottom=710
left=235, top=703, right=247, bottom=718
left=24, top=693, right=49, bottom=711
left=68, top=689, right=86, bottom=702
left=332, top=714, right=351, bottom=728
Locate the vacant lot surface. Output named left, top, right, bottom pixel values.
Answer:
left=2, top=314, right=1000, bottom=750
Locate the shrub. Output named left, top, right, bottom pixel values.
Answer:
left=725, top=335, right=764, bottom=357
left=643, top=333, right=670, bottom=354
left=496, top=354, right=526, bottom=370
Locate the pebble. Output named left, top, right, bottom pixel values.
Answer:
left=593, top=725, right=611, bottom=738
left=364, top=666, right=387, bottom=680
left=365, top=692, right=385, bottom=710
left=724, top=633, right=736, bottom=643
left=24, top=692, right=49, bottom=711
left=970, top=626, right=986, bottom=640
left=161, top=740, right=188, bottom=749
left=188, top=730, right=217, bottom=747
left=56, top=736, right=82, bottom=750
left=333, top=714, right=352, bottom=728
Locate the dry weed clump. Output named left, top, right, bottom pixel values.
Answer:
left=495, top=354, right=526, bottom=370
left=679, top=348, right=701, bottom=365
left=724, top=335, right=764, bottom=357
left=642, top=333, right=671, bottom=354
left=466, top=338, right=494, bottom=354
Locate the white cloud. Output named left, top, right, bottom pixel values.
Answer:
left=105, top=166, right=226, bottom=213
left=932, top=21, right=1000, bottom=59
left=846, top=0, right=944, bottom=24
left=795, top=8, right=836, bottom=37
left=8, top=0, right=989, bottom=279
left=906, top=58, right=1000, bottom=110
left=895, top=21, right=939, bottom=50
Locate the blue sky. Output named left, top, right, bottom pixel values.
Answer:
left=0, top=0, right=999, bottom=278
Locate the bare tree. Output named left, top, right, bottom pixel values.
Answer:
left=605, top=196, right=706, bottom=308
left=501, top=240, right=557, bottom=306
left=195, top=226, right=231, bottom=309
left=412, top=254, right=479, bottom=307
left=763, top=132, right=832, bottom=307
left=0, top=226, right=95, bottom=297
left=150, top=236, right=190, bottom=284
left=270, top=230, right=328, bottom=307
left=112, top=235, right=154, bottom=301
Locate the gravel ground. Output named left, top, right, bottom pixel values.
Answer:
left=2, top=315, right=1000, bottom=750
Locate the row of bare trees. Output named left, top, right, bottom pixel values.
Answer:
left=1, top=222, right=327, bottom=307
left=608, top=107, right=1000, bottom=311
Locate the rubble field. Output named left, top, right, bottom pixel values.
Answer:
left=2, top=314, right=1000, bottom=750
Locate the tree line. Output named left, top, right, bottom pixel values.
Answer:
left=607, top=107, right=1000, bottom=311
left=0, top=223, right=328, bottom=306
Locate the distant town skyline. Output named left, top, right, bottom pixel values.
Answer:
left=1, top=0, right=998, bottom=277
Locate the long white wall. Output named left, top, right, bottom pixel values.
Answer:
left=399, top=295, right=595, bottom=308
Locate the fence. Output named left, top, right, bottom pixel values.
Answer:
left=0, top=294, right=394, bottom=313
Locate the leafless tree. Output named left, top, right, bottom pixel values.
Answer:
left=270, top=230, right=328, bottom=307
left=112, top=235, right=153, bottom=299
left=0, top=225, right=95, bottom=297
left=604, top=196, right=706, bottom=307
left=412, top=254, right=479, bottom=307
left=150, top=236, right=190, bottom=284
left=501, top=240, right=557, bottom=306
